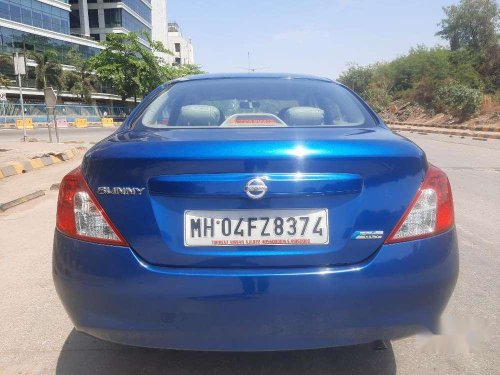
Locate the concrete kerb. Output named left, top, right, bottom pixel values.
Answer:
left=0, top=190, right=45, bottom=212
left=0, top=121, right=122, bottom=129
left=0, top=147, right=86, bottom=180
left=389, top=124, right=500, bottom=140
left=0, top=123, right=16, bottom=129
left=386, top=121, right=500, bottom=133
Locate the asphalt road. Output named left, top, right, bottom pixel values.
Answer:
left=0, top=130, right=499, bottom=374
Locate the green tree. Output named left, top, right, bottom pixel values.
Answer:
left=478, top=42, right=500, bottom=90
left=434, top=83, right=483, bottom=119
left=90, top=32, right=204, bottom=103
left=0, top=74, right=10, bottom=88
left=338, top=45, right=487, bottom=111
left=0, top=74, right=8, bottom=86
left=161, top=64, right=205, bottom=82
left=364, top=76, right=394, bottom=112
left=29, top=50, right=63, bottom=90
left=448, top=49, right=484, bottom=89
left=436, top=0, right=499, bottom=52
left=389, top=46, right=452, bottom=94
left=136, top=33, right=174, bottom=96
left=338, top=63, right=375, bottom=98
left=91, top=32, right=180, bottom=103
left=337, top=0, right=499, bottom=118
left=437, top=0, right=499, bottom=91
left=62, top=50, right=97, bottom=103
left=0, top=54, right=13, bottom=88
left=89, top=33, right=144, bottom=103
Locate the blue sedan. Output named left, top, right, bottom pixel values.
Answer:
left=53, top=73, right=458, bottom=351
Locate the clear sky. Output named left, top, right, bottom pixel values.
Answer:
left=168, top=0, right=457, bottom=79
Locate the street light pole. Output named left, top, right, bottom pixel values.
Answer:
left=53, top=108, right=59, bottom=143
left=0, top=91, right=7, bottom=126
left=15, top=52, right=27, bottom=142
left=44, top=87, right=58, bottom=143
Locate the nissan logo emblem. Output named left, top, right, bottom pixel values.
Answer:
left=245, top=178, right=268, bottom=200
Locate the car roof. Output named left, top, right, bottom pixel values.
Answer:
left=169, top=73, right=335, bottom=84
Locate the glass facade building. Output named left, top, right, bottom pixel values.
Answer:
left=104, top=0, right=151, bottom=24
left=0, top=0, right=70, bottom=34
left=0, top=0, right=102, bottom=63
left=0, top=26, right=100, bottom=61
left=69, top=0, right=152, bottom=44
left=0, top=0, right=160, bottom=65
left=121, top=9, right=151, bottom=36
left=0, top=0, right=168, bottom=102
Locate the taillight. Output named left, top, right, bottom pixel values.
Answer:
left=56, top=167, right=128, bottom=246
left=385, top=165, right=454, bottom=244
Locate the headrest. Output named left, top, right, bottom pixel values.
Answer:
left=177, top=105, right=221, bottom=126
left=279, top=107, right=325, bottom=126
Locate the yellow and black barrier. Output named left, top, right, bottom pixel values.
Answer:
left=15, top=118, right=33, bottom=129
left=101, top=117, right=115, bottom=128
left=0, top=148, right=85, bottom=180
left=74, top=118, right=88, bottom=128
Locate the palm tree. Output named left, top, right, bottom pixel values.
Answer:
left=62, top=49, right=97, bottom=104
left=0, top=74, right=10, bottom=88
left=29, top=50, right=63, bottom=90
left=0, top=54, right=13, bottom=88
left=63, top=69, right=96, bottom=104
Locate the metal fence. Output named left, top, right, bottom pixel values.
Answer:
left=0, top=103, right=132, bottom=124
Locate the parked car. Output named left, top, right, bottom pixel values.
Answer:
left=53, top=73, right=458, bottom=351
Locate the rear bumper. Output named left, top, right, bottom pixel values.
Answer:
left=53, top=229, right=458, bottom=351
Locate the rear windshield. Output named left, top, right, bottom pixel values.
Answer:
left=139, top=78, right=377, bottom=129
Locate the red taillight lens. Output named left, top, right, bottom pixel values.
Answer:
left=56, top=167, right=128, bottom=246
left=385, top=165, right=454, bottom=244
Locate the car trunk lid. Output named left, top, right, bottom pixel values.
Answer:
left=83, top=127, right=426, bottom=268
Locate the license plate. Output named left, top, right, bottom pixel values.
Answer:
left=184, top=209, right=329, bottom=247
